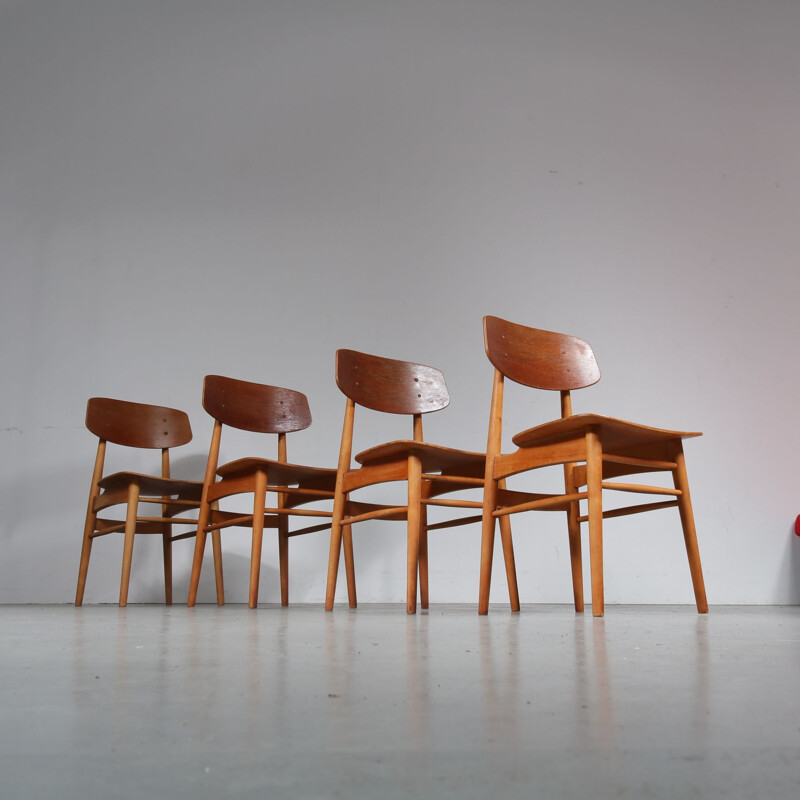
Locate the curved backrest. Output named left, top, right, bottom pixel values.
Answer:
left=202, top=375, right=312, bottom=433
left=483, top=316, right=601, bottom=390
left=86, top=398, right=193, bottom=448
left=336, top=349, right=450, bottom=415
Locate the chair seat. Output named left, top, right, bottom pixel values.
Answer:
left=355, top=440, right=485, bottom=474
left=511, top=414, right=701, bottom=450
left=97, top=471, right=204, bottom=498
left=215, top=457, right=337, bottom=488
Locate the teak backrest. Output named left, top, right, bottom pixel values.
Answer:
left=85, top=397, right=192, bottom=449
left=336, top=349, right=450, bottom=416
left=202, top=375, right=312, bottom=434
left=483, top=316, right=601, bottom=392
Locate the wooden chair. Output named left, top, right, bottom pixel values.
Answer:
left=325, top=349, right=502, bottom=614
left=478, top=316, right=708, bottom=616
left=187, top=375, right=336, bottom=609
left=76, top=397, right=217, bottom=607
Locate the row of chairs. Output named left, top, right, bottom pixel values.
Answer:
left=75, top=316, right=708, bottom=616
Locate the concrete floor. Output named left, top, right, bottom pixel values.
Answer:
left=1, top=605, right=798, bottom=799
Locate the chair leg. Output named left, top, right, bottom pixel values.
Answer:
left=325, top=521, right=343, bottom=611
left=586, top=430, right=605, bottom=617
left=278, top=515, right=289, bottom=607
left=211, top=528, right=224, bottom=605
left=119, top=483, right=140, bottom=607
left=162, top=525, right=173, bottom=606
left=419, top=506, right=429, bottom=610
left=497, top=515, right=519, bottom=613
left=406, top=454, right=422, bottom=615
left=187, top=500, right=212, bottom=607
left=478, top=460, right=499, bottom=615
left=75, top=506, right=97, bottom=607
left=564, top=464, right=584, bottom=613
left=248, top=470, right=267, bottom=609
left=343, top=524, right=357, bottom=608
left=497, top=479, right=519, bottom=612
left=567, top=507, right=584, bottom=613
left=672, top=443, right=709, bottom=614
left=325, top=476, right=350, bottom=610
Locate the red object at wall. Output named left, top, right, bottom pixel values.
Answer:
left=795, top=515, right=800, bottom=536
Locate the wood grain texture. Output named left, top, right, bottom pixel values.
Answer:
left=86, top=397, right=192, bottom=449
left=215, top=458, right=336, bottom=486
left=512, top=414, right=701, bottom=450
left=354, top=441, right=484, bottom=473
left=483, top=316, right=601, bottom=391
left=336, top=349, right=450, bottom=415
left=96, top=472, right=203, bottom=498
left=203, top=374, right=312, bottom=434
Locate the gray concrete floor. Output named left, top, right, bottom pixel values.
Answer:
left=1, top=605, right=798, bottom=799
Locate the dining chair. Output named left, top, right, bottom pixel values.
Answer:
left=187, top=375, right=336, bottom=608
left=76, top=397, right=218, bottom=607
left=325, top=348, right=514, bottom=614
left=478, top=316, right=708, bottom=617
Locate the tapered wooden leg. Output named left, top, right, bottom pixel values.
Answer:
left=75, top=506, right=98, bottom=607
left=419, top=505, right=429, bottom=610
left=329, top=400, right=355, bottom=611
left=406, top=455, right=422, bottom=615
left=672, top=443, right=708, bottom=613
left=187, top=499, right=213, bottom=607
left=478, top=459, right=499, bottom=615
left=77, top=444, right=106, bottom=607
left=325, top=521, right=344, bottom=610
left=248, top=470, right=267, bottom=609
left=497, top=479, right=519, bottom=612
left=211, top=526, right=224, bottom=605
left=564, top=463, right=584, bottom=613
left=187, top=529, right=206, bottom=606
left=586, top=430, right=604, bottom=617
left=278, top=514, right=289, bottom=607
left=119, top=482, right=140, bottom=607
left=162, top=524, right=173, bottom=606
left=325, top=487, right=348, bottom=611
left=497, top=515, right=518, bottom=613
left=567, top=507, right=584, bottom=612
left=343, top=524, right=357, bottom=608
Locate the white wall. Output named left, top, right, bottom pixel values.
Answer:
left=2, top=0, right=799, bottom=605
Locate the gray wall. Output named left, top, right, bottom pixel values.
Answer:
left=2, top=0, right=799, bottom=605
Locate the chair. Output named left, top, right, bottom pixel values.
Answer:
left=187, top=375, right=337, bottom=608
left=325, top=349, right=504, bottom=614
left=75, top=397, right=217, bottom=607
left=478, top=316, right=708, bottom=617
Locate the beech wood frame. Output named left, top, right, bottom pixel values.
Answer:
left=187, top=375, right=336, bottom=609
left=478, top=316, right=708, bottom=617
left=325, top=349, right=514, bottom=614
left=75, top=397, right=219, bottom=607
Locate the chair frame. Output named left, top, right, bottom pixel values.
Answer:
left=478, top=316, right=708, bottom=617
left=325, top=349, right=502, bottom=614
left=75, top=397, right=218, bottom=607
left=187, top=375, right=336, bottom=609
